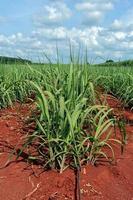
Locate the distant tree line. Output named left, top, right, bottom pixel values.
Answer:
left=95, top=59, right=133, bottom=67
left=105, top=59, right=114, bottom=63
left=0, top=56, right=32, bottom=64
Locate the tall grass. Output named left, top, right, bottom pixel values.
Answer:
left=0, top=59, right=132, bottom=172
left=11, top=62, right=126, bottom=173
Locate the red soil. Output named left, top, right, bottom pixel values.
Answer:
left=0, top=97, right=133, bottom=200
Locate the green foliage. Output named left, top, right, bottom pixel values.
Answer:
left=92, top=67, right=133, bottom=108
left=96, top=59, right=133, bottom=67
left=0, top=60, right=132, bottom=172
left=0, top=56, right=32, bottom=64
left=106, top=59, right=114, bottom=63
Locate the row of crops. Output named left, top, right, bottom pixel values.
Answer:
left=0, top=62, right=133, bottom=172
left=0, top=63, right=132, bottom=109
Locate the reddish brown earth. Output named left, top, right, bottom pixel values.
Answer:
left=0, top=96, right=133, bottom=200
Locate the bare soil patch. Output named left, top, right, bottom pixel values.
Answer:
left=0, top=97, right=133, bottom=200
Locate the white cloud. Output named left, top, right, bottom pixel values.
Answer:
left=0, top=35, right=11, bottom=46
left=111, top=19, right=123, bottom=30
left=32, top=27, right=67, bottom=40
left=32, top=26, right=104, bottom=50
left=1, top=22, right=133, bottom=62
left=33, top=2, right=72, bottom=27
left=114, top=32, right=126, bottom=40
left=0, top=31, right=55, bottom=61
left=0, top=0, right=133, bottom=62
left=75, top=0, right=114, bottom=25
left=76, top=2, right=114, bottom=12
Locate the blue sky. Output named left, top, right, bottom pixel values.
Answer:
left=0, top=0, right=133, bottom=63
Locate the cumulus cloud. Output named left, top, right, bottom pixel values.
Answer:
left=0, top=0, right=133, bottom=62
left=32, top=23, right=133, bottom=60
left=76, top=1, right=114, bottom=11
left=110, top=6, right=133, bottom=31
left=1, top=21, right=133, bottom=62
left=32, top=26, right=104, bottom=50
left=0, top=31, right=55, bottom=61
left=33, top=1, right=72, bottom=27
left=111, top=19, right=123, bottom=30
left=75, top=0, right=114, bottom=25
